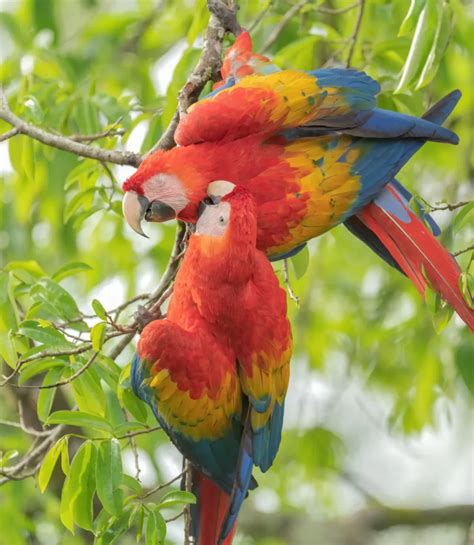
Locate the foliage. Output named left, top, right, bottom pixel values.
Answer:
left=0, top=1, right=472, bottom=545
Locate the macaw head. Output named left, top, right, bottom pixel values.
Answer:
left=191, top=180, right=257, bottom=280
left=121, top=148, right=209, bottom=237
left=213, top=30, right=279, bottom=91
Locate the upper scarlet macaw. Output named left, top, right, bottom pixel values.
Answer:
left=131, top=182, right=292, bottom=544
left=122, top=31, right=473, bottom=331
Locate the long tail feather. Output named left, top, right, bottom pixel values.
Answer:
left=190, top=469, right=236, bottom=545
left=357, top=185, right=474, bottom=331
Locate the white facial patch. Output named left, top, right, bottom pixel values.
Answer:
left=142, top=174, right=189, bottom=213
left=196, top=201, right=231, bottom=237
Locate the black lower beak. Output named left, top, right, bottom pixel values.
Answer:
left=145, top=200, right=177, bottom=222
left=198, top=197, right=214, bottom=219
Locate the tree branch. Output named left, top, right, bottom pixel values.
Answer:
left=0, top=86, right=141, bottom=167
left=147, top=0, right=240, bottom=155
left=346, top=0, right=366, bottom=67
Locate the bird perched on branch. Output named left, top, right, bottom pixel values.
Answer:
left=122, top=31, right=473, bottom=331
left=130, top=182, right=292, bottom=544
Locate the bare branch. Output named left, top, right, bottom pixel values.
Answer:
left=138, top=471, right=184, bottom=500
left=0, top=424, right=65, bottom=485
left=426, top=200, right=471, bottom=212
left=317, top=2, right=359, bottom=15
left=0, top=86, right=141, bottom=167
left=0, top=127, right=19, bottom=142
left=453, top=245, right=474, bottom=258
left=346, top=0, right=366, bottom=67
left=67, top=124, right=125, bottom=143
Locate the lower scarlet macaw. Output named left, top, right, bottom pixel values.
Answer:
left=131, top=182, right=292, bottom=544
left=122, top=32, right=473, bottom=331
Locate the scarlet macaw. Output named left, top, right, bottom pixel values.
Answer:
left=131, top=182, right=292, bottom=544
left=122, top=32, right=473, bottom=330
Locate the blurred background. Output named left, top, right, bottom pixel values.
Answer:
left=0, top=1, right=473, bottom=545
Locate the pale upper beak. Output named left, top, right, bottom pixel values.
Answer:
left=207, top=180, right=236, bottom=202
left=122, top=191, right=176, bottom=238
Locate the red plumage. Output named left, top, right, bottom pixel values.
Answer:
left=358, top=185, right=474, bottom=331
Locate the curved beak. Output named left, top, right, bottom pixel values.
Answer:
left=122, top=191, right=177, bottom=238
left=122, top=191, right=150, bottom=238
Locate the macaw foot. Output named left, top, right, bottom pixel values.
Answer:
left=134, top=304, right=161, bottom=331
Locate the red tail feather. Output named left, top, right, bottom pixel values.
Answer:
left=357, top=186, right=474, bottom=331
left=193, top=471, right=236, bottom=545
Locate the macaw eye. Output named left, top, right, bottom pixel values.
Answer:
left=218, top=215, right=226, bottom=225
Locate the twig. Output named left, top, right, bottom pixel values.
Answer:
left=67, top=125, right=125, bottom=143
left=166, top=511, right=185, bottom=523
left=138, top=471, right=184, bottom=500
left=248, top=0, right=274, bottom=32
left=453, top=245, right=474, bottom=258
left=11, top=352, right=99, bottom=389
left=261, top=0, right=307, bottom=52
left=283, top=259, right=300, bottom=306
left=0, top=418, right=49, bottom=437
left=345, top=0, right=366, bottom=67
left=0, top=127, right=19, bottom=141
left=317, top=2, right=359, bottom=15
left=426, top=200, right=471, bottom=212
left=115, top=424, right=162, bottom=441
left=0, top=86, right=141, bottom=167
left=0, top=424, right=65, bottom=485
left=183, top=460, right=193, bottom=545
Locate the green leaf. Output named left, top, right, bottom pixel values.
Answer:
left=4, top=260, right=45, bottom=282
left=187, top=0, right=208, bottom=45
left=158, top=490, right=196, bottom=509
left=399, top=0, right=426, bottom=36
left=96, top=439, right=123, bottom=517
left=52, top=262, right=92, bottom=282
left=122, top=474, right=142, bottom=494
left=19, top=320, right=71, bottom=348
left=37, top=367, right=64, bottom=422
left=459, top=272, right=474, bottom=310
left=60, top=440, right=97, bottom=532
left=46, top=410, right=113, bottom=433
left=145, top=511, right=166, bottom=545
left=0, top=449, right=19, bottom=465
left=92, top=299, right=108, bottom=320
left=91, top=322, right=107, bottom=351
left=0, top=331, right=18, bottom=369
left=64, top=187, right=97, bottom=223
left=0, top=272, right=19, bottom=332
left=416, top=1, right=453, bottom=89
left=431, top=296, right=454, bottom=334
left=20, top=358, right=65, bottom=384
left=453, top=202, right=474, bottom=234
left=113, top=421, right=148, bottom=436
left=290, top=245, right=310, bottom=280
left=135, top=505, right=145, bottom=542
left=395, top=0, right=434, bottom=93
left=38, top=437, right=65, bottom=492
left=456, top=343, right=474, bottom=397
left=32, top=278, right=81, bottom=321
left=71, top=365, right=106, bottom=416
